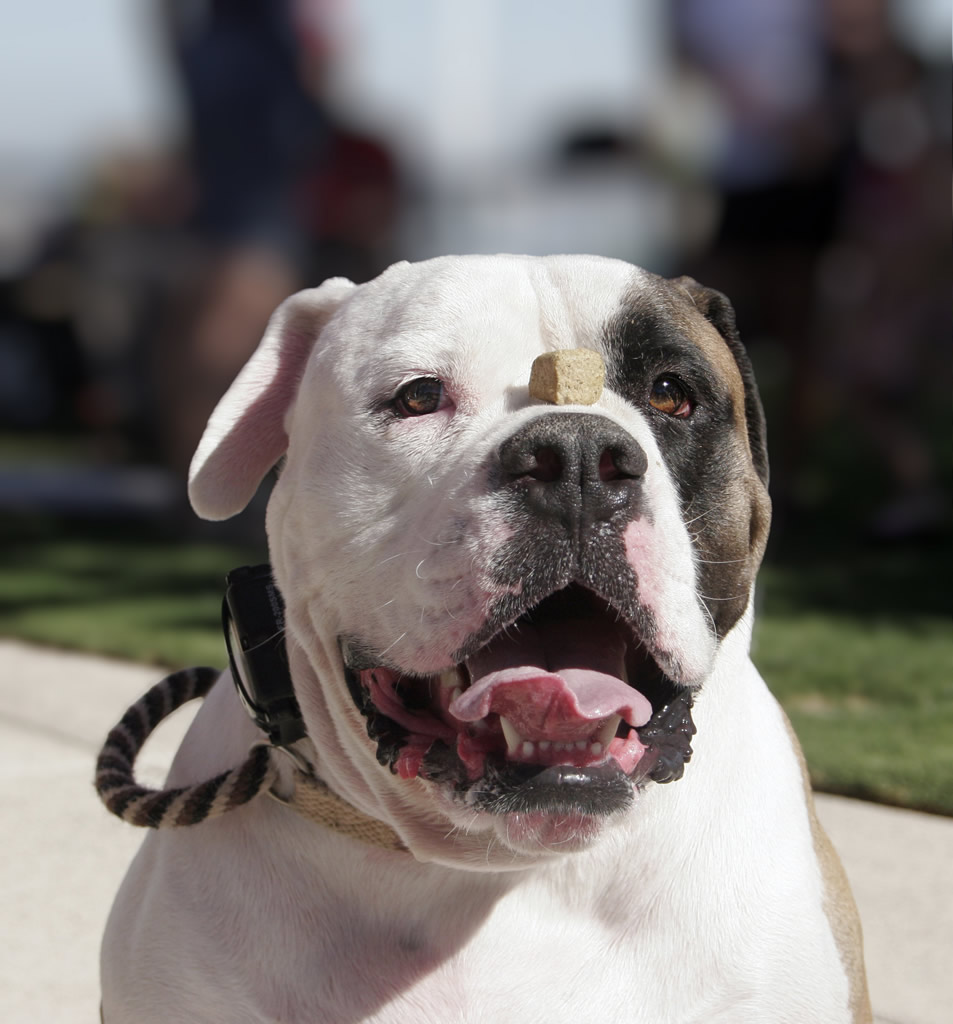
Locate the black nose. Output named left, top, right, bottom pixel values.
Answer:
left=498, top=412, right=647, bottom=528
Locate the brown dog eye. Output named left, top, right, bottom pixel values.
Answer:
left=649, top=376, right=694, bottom=418
left=394, top=378, right=446, bottom=417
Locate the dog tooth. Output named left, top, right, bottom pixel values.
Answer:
left=596, top=715, right=622, bottom=749
left=521, top=740, right=535, bottom=758
left=590, top=742, right=603, bottom=755
left=500, top=716, right=522, bottom=754
left=439, top=669, right=459, bottom=689
left=575, top=739, right=587, bottom=750
left=538, top=740, right=551, bottom=751
left=451, top=687, right=463, bottom=704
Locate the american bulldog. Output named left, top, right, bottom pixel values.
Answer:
left=101, top=254, right=870, bottom=1022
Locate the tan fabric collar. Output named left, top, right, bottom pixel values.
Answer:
left=269, top=768, right=407, bottom=853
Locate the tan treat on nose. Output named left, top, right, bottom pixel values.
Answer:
left=529, top=349, right=605, bottom=406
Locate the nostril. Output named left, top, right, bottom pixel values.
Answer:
left=499, top=441, right=564, bottom=482
left=598, top=450, right=619, bottom=482
left=531, top=446, right=563, bottom=483
left=598, top=446, right=646, bottom=482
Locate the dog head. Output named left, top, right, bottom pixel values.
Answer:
left=189, top=255, right=770, bottom=859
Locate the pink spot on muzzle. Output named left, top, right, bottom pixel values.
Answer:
left=623, top=519, right=664, bottom=601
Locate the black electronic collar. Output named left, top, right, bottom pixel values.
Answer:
left=222, top=565, right=306, bottom=748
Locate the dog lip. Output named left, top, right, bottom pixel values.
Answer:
left=340, top=636, right=383, bottom=673
left=469, top=761, right=636, bottom=817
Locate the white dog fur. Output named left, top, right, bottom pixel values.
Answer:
left=102, top=254, right=870, bottom=1022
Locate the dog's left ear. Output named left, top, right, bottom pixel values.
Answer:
left=188, top=277, right=357, bottom=520
left=672, top=276, right=769, bottom=487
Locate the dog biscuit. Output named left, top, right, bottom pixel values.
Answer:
left=529, top=348, right=605, bottom=405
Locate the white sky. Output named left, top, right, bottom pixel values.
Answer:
left=0, top=0, right=947, bottom=189
left=334, top=0, right=664, bottom=175
left=0, top=0, right=664, bottom=184
left=0, top=1, right=176, bottom=176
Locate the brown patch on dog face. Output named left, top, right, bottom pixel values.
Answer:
left=669, top=275, right=770, bottom=488
left=604, top=272, right=771, bottom=637
left=665, top=291, right=748, bottom=438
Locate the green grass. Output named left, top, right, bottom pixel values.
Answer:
left=1, top=518, right=262, bottom=669
left=754, top=609, right=952, bottom=814
left=1, top=514, right=950, bottom=814
left=750, top=538, right=953, bottom=814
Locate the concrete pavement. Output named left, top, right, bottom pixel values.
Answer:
left=2, top=638, right=951, bottom=1023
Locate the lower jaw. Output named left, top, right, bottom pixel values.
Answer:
left=495, top=809, right=608, bottom=852
left=431, top=783, right=616, bottom=854
left=428, top=759, right=638, bottom=856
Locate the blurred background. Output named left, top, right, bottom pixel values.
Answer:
left=0, top=0, right=950, bottom=808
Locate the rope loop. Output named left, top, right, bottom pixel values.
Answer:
left=95, top=666, right=278, bottom=829
left=95, top=665, right=407, bottom=851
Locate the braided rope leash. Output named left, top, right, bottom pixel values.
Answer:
left=95, top=667, right=275, bottom=828
left=95, top=667, right=406, bottom=851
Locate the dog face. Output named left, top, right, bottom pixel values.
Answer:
left=189, top=255, right=770, bottom=856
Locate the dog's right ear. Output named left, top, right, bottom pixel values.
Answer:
left=188, top=277, right=356, bottom=521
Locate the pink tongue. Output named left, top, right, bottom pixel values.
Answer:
left=449, top=616, right=652, bottom=741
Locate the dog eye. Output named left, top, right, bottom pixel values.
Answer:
left=649, top=376, right=694, bottom=418
left=393, top=377, right=446, bottom=417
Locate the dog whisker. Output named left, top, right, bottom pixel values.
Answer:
left=241, top=627, right=286, bottom=655
left=683, top=499, right=729, bottom=528
left=697, top=596, right=718, bottom=636
left=377, top=550, right=411, bottom=566
left=376, top=631, right=408, bottom=659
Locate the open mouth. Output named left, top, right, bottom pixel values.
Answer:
left=341, top=584, right=695, bottom=816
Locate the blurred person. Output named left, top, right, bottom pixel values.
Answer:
left=1, top=150, right=193, bottom=453
left=812, top=0, right=950, bottom=538
left=155, top=0, right=332, bottom=480
left=670, top=0, right=840, bottom=347
left=669, top=0, right=949, bottom=538
left=301, top=128, right=399, bottom=285
left=668, top=0, right=842, bottom=521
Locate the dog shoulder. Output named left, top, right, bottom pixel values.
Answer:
left=780, top=711, right=873, bottom=1023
